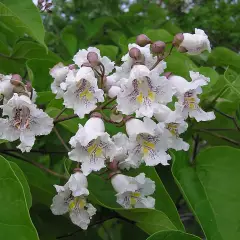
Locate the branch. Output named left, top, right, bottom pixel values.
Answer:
left=195, top=129, right=240, bottom=146
left=2, top=151, right=67, bottom=179
left=53, top=127, right=71, bottom=152
left=54, top=107, right=67, bottom=120
left=213, top=107, right=240, bottom=131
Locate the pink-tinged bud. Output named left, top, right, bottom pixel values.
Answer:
left=178, top=46, right=188, bottom=53
left=173, top=33, right=184, bottom=47
left=87, top=52, right=99, bottom=66
left=73, top=168, right=82, bottom=173
left=68, top=64, right=76, bottom=70
left=129, top=47, right=141, bottom=60
left=164, top=72, right=173, bottom=79
left=11, top=74, right=22, bottom=82
left=108, top=160, right=119, bottom=171
left=151, top=41, right=166, bottom=54
left=136, top=34, right=151, bottom=47
left=25, top=81, right=33, bottom=92
left=90, top=112, right=102, bottom=119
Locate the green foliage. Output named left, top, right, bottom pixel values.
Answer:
left=0, top=0, right=239, bottom=239
left=0, top=155, right=39, bottom=239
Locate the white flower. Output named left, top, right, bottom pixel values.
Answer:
left=50, top=63, right=70, bottom=99
left=154, top=105, right=189, bottom=151
left=169, top=71, right=215, bottom=122
left=117, top=65, right=174, bottom=118
left=108, top=86, right=121, bottom=98
left=73, top=47, right=115, bottom=75
left=180, top=28, right=211, bottom=55
left=107, top=43, right=167, bottom=87
left=0, top=94, right=53, bottom=152
left=63, top=67, right=104, bottom=118
left=51, top=172, right=96, bottom=230
left=68, top=117, right=116, bottom=176
left=0, top=74, right=13, bottom=101
left=111, top=133, right=131, bottom=170
left=125, top=118, right=171, bottom=168
left=111, top=173, right=155, bottom=209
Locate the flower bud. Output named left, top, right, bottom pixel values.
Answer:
left=68, top=64, right=76, bottom=70
left=25, top=81, right=33, bottom=92
left=151, top=41, right=166, bottom=54
left=136, top=34, right=151, bottom=47
left=129, top=47, right=141, bottom=60
left=87, top=52, right=99, bottom=66
left=11, top=74, right=22, bottom=83
left=172, top=33, right=184, bottom=47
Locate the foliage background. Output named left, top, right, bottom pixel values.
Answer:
left=0, top=0, right=240, bottom=239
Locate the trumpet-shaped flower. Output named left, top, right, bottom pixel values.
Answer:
left=180, top=28, right=211, bottom=55
left=125, top=118, right=171, bottom=168
left=111, top=173, right=155, bottom=209
left=63, top=67, right=104, bottom=118
left=0, top=94, right=53, bottom=152
left=68, top=117, right=116, bottom=176
left=51, top=172, right=96, bottom=230
left=169, top=71, right=215, bottom=122
left=117, top=65, right=174, bottom=118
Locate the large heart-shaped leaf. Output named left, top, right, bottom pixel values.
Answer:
left=0, top=155, right=39, bottom=239
left=172, top=147, right=240, bottom=240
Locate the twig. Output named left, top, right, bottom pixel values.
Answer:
left=2, top=151, right=67, bottom=179
left=53, top=127, right=71, bottom=152
left=54, top=107, right=66, bottom=120
left=213, top=107, right=240, bottom=131
left=2, top=149, right=67, bottom=154
left=196, top=129, right=240, bottom=146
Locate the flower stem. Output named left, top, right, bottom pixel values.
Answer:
left=53, top=126, right=71, bottom=152
left=2, top=151, right=67, bottom=179
left=54, top=107, right=66, bottom=120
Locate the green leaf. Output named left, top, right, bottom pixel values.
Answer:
left=207, top=47, right=240, bottom=72
left=172, top=147, right=240, bottom=240
left=0, top=0, right=46, bottom=48
left=26, top=59, right=58, bottom=92
left=166, top=52, right=197, bottom=80
left=144, top=29, right=173, bottom=42
left=0, top=155, right=39, bottom=239
left=7, top=155, right=57, bottom=206
left=95, top=44, right=119, bottom=61
left=61, top=30, right=78, bottom=56
left=147, top=230, right=201, bottom=240
left=9, top=161, right=32, bottom=209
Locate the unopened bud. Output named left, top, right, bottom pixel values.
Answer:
left=90, top=112, right=102, bottom=119
left=178, top=46, right=188, bottom=53
left=164, top=72, right=172, bottom=79
left=151, top=41, right=166, bottom=54
left=11, top=74, right=22, bottom=82
left=73, top=168, right=82, bottom=173
left=136, top=34, right=151, bottom=47
left=68, top=64, right=76, bottom=70
left=173, top=33, right=184, bottom=47
left=108, top=160, right=119, bottom=171
left=87, top=52, right=99, bottom=66
left=25, top=81, right=33, bottom=92
left=129, top=47, right=141, bottom=60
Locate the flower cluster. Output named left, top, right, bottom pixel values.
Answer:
left=0, top=28, right=215, bottom=230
